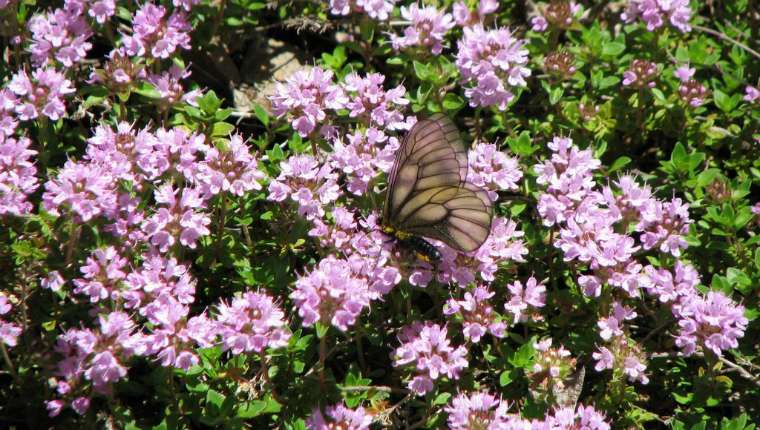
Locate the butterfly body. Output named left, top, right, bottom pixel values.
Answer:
left=381, top=114, right=494, bottom=259
left=382, top=225, right=441, bottom=263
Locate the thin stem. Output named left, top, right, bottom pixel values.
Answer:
left=64, top=224, right=81, bottom=268
left=259, top=352, right=283, bottom=403
left=693, top=24, right=760, bottom=62
left=319, top=333, right=327, bottom=388
left=0, top=343, right=20, bottom=386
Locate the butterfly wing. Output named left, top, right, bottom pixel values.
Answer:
left=397, top=184, right=492, bottom=253
left=383, top=113, right=468, bottom=223
left=384, top=114, right=493, bottom=253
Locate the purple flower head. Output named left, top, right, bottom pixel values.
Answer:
left=0, top=134, right=38, bottom=216
left=270, top=67, right=347, bottom=138
left=329, top=0, right=396, bottom=20
left=195, top=134, right=265, bottom=197
left=146, top=65, right=199, bottom=111
left=392, top=322, right=468, bottom=395
left=90, top=48, right=147, bottom=93
left=42, top=160, right=117, bottom=222
left=622, top=0, right=692, bottom=32
left=674, top=291, right=748, bottom=356
left=597, top=302, right=637, bottom=341
left=444, top=391, right=510, bottom=430
left=444, top=286, right=506, bottom=342
left=622, top=59, right=658, bottom=89
left=268, top=154, right=341, bottom=220
left=453, top=0, right=498, bottom=27
left=0, top=293, right=21, bottom=347
left=679, top=79, right=708, bottom=107
left=141, top=184, right=211, bottom=252
left=592, top=346, right=615, bottom=371
left=504, top=276, right=546, bottom=324
left=638, top=197, right=691, bottom=257
left=28, top=8, right=93, bottom=67
left=8, top=67, right=75, bottom=121
left=73, top=247, right=128, bottom=303
left=329, top=128, right=400, bottom=195
left=292, top=255, right=372, bottom=331
left=531, top=0, right=582, bottom=31
left=121, top=3, right=191, bottom=59
left=306, top=402, right=373, bottom=430
left=343, top=72, right=411, bottom=130
left=215, top=291, right=291, bottom=354
left=467, top=141, right=522, bottom=200
left=456, top=25, right=530, bottom=110
left=390, top=4, right=455, bottom=55
left=745, top=86, right=760, bottom=103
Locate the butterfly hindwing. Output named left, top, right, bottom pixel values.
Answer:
left=383, top=114, right=493, bottom=253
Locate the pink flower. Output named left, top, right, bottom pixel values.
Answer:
left=42, top=160, right=117, bottom=222
left=0, top=134, right=38, bottom=216
left=342, top=72, right=411, bottom=130
left=674, top=291, right=748, bottom=356
left=8, top=67, right=75, bottom=121
left=453, top=0, right=498, bottom=27
left=623, top=355, right=649, bottom=384
left=73, top=247, right=128, bottom=303
left=270, top=67, right=347, bottom=138
left=622, top=0, right=692, bottom=32
left=674, top=65, right=695, bottom=82
left=392, top=322, right=468, bottom=395
left=744, top=86, right=760, bottom=103
left=456, top=25, right=531, bottom=110
left=597, top=302, right=637, bottom=341
left=467, top=141, right=522, bottom=200
left=592, top=346, right=615, bottom=371
left=328, top=0, right=396, bottom=20
left=444, top=286, right=506, bottom=342
left=0, top=293, right=21, bottom=347
left=504, top=276, right=546, bottom=323
left=141, top=184, right=210, bottom=252
left=622, top=59, right=658, bottom=89
left=194, top=134, right=265, bottom=197
left=390, top=4, right=454, bottom=55
left=28, top=8, right=93, bottom=67
left=306, top=402, right=373, bottom=430
left=291, top=256, right=372, bottom=331
left=215, top=291, right=291, bottom=354
left=121, top=3, right=191, bottom=58
left=444, top=391, right=510, bottom=429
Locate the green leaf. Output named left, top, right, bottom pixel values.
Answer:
left=499, top=369, right=514, bottom=386
left=206, top=389, right=226, bottom=410
left=237, top=396, right=281, bottom=418
left=254, top=105, right=269, bottom=127
left=713, top=89, right=740, bottom=113
left=211, top=122, right=235, bottom=137
left=601, top=41, right=625, bottom=57
left=608, top=156, right=631, bottom=173
left=413, top=61, right=430, bottom=81
left=442, top=93, right=465, bottom=111
left=433, top=392, right=451, bottom=405
left=506, top=131, right=536, bottom=156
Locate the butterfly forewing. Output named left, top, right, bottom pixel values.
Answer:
left=384, top=114, right=494, bottom=253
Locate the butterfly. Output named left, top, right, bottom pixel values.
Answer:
left=381, top=113, right=493, bottom=263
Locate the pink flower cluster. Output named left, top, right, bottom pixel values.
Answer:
left=467, top=141, right=523, bottom=200
left=0, top=134, right=38, bottom=216
left=504, top=276, right=547, bottom=324
left=392, top=322, right=468, bottom=395
left=343, top=72, right=412, bottom=130
left=215, top=291, right=291, bottom=354
left=306, top=402, right=373, bottom=430
left=535, top=137, right=690, bottom=298
left=445, top=391, right=611, bottom=429
left=444, top=286, right=506, bottom=342
left=390, top=4, right=455, bottom=55
left=7, top=67, right=75, bottom=121
left=121, top=3, right=192, bottom=59
left=328, top=0, right=396, bottom=20
left=28, top=9, right=93, bottom=67
left=452, top=0, right=498, bottom=27
left=622, top=0, right=692, bottom=32
left=270, top=67, right=347, bottom=138
left=292, top=255, right=374, bottom=331
left=456, top=25, right=531, bottom=110
left=0, top=293, right=22, bottom=348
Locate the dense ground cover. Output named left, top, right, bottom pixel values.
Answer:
left=0, top=0, right=759, bottom=428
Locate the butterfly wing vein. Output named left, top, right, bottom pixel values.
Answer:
left=384, top=114, right=493, bottom=253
